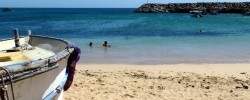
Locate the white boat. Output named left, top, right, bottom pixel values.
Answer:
left=190, top=8, right=203, bottom=18
left=0, top=29, right=80, bottom=100
left=189, top=8, right=202, bottom=14
left=243, top=9, right=250, bottom=16
left=191, top=13, right=203, bottom=18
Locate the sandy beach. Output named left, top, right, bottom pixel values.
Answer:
left=64, top=63, right=250, bottom=100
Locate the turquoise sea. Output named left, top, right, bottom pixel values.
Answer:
left=1, top=8, right=250, bottom=64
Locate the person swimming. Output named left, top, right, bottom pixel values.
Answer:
left=103, top=41, right=111, bottom=47
left=89, top=42, right=93, bottom=47
left=199, top=30, right=206, bottom=33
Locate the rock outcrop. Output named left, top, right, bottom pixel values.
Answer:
left=135, top=2, right=250, bottom=14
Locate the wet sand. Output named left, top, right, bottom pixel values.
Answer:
left=64, top=64, right=250, bottom=100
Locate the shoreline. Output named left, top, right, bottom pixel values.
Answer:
left=64, top=63, right=250, bottom=100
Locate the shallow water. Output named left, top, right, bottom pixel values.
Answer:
left=1, top=8, right=250, bottom=64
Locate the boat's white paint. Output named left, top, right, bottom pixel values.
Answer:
left=0, top=38, right=26, bottom=51
left=42, top=68, right=66, bottom=99
left=23, top=47, right=54, bottom=60
left=0, top=47, right=55, bottom=66
left=57, top=90, right=64, bottom=100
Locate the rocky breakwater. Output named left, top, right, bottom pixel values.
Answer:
left=135, top=2, right=250, bottom=14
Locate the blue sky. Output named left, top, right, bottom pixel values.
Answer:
left=0, top=0, right=249, bottom=8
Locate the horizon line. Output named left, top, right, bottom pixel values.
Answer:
left=0, top=7, right=138, bottom=9
left=2, top=1, right=250, bottom=8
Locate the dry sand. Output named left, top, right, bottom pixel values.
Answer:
left=64, top=64, right=250, bottom=100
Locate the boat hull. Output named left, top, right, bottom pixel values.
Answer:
left=1, top=36, right=73, bottom=100
left=7, top=58, right=68, bottom=100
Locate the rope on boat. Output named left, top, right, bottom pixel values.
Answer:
left=0, top=74, right=9, bottom=100
left=0, top=67, right=15, bottom=100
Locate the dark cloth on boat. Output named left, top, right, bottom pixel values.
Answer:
left=64, top=44, right=81, bottom=91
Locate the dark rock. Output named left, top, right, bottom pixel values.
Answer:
left=205, top=86, right=210, bottom=89
left=135, top=2, right=250, bottom=14
left=243, top=85, right=248, bottom=89
left=236, top=86, right=242, bottom=89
